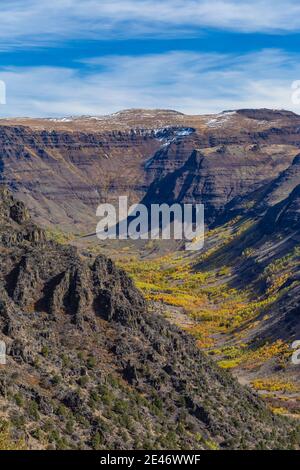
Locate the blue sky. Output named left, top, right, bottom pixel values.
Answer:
left=0, top=0, right=300, bottom=117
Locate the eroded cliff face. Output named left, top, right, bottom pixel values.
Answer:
left=143, top=144, right=298, bottom=224
left=1, top=108, right=300, bottom=232
left=0, top=125, right=165, bottom=231
left=1, top=188, right=299, bottom=450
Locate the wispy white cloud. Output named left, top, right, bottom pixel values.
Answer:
left=0, top=0, right=300, bottom=48
left=0, top=49, right=299, bottom=117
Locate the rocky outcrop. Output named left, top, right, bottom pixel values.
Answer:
left=0, top=186, right=45, bottom=246
left=0, top=189, right=299, bottom=450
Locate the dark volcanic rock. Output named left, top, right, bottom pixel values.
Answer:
left=143, top=145, right=297, bottom=224
left=256, top=154, right=300, bottom=212
left=261, top=184, right=300, bottom=234
left=0, top=188, right=299, bottom=450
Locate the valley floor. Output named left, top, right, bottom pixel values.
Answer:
left=71, top=216, right=300, bottom=419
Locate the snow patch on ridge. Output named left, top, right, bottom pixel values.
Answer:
left=144, top=127, right=195, bottom=169
left=206, top=111, right=236, bottom=128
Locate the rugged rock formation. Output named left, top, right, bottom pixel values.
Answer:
left=0, top=188, right=299, bottom=450
left=256, top=154, right=300, bottom=213
left=143, top=144, right=298, bottom=224
left=0, top=187, right=45, bottom=246
left=261, top=184, right=300, bottom=234
left=1, top=108, right=300, bottom=232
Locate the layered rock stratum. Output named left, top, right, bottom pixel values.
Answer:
left=1, top=108, right=300, bottom=231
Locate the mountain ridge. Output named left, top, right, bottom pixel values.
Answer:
left=1, top=108, right=300, bottom=232
left=1, top=187, right=299, bottom=449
